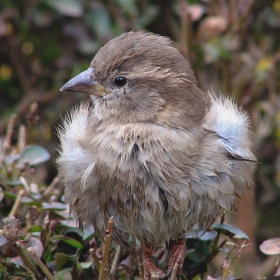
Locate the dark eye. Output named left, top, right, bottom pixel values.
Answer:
left=114, top=76, right=127, bottom=87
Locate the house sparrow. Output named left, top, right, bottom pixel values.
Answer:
left=57, top=31, right=256, bottom=279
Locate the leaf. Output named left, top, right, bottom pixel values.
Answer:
left=47, top=0, right=83, bottom=17
left=0, top=235, right=9, bottom=247
left=185, top=229, right=217, bottom=241
left=27, top=237, right=44, bottom=258
left=259, top=238, right=280, bottom=255
left=4, top=154, right=20, bottom=165
left=82, top=225, right=95, bottom=241
left=60, top=220, right=79, bottom=228
left=17, top=145, right=50, bottom=167
left=51, top=235, right=83, bottom=248
left=20, top=197, right=42, bottom=207
left=27, top=225, right=46, bottom=233
left=80, top=260, right=93, bottom=269
left=3, top=191, right=17, bottom=199
left=187, top=240, right=209, bottom=263
left=0, top=260, right=7, bottom=273
left=185, top=248, right=195, bottom=255
left=56, top=269, right=72, bottom=280
left=212, top=224, right=249, bottom=239
left=42, top=202, right=67, bottom=211
left=185, top=229, right=199, bottom=239
left=86, top=6, right=111, bottom=37
left=137, top=6, right=158, bottom=27
left=64, top=224, right=95, bottom=241
left=4, top=179, right=23, bottom=186
left=55, top=252, right=73, bottom=271
left=219, top=247, right=230, bottom=254
left=198, top=230, right=217, bottom=241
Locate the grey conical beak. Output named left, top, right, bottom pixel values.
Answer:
left=60, top=68, right=105, bottom=96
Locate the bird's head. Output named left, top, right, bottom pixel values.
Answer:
left=61, top=31, right=209, bottom=128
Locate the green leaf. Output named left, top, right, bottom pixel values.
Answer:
left=55, top=252, right=73, bottom=271
left=198, top=230, right=217, bottom=241
left=212, top=223, right=249, bottom=239
left=28, top=237, right=44, bottom=258
left=64, top=224, right=95, bottom=241
left=60, top=220, right=79, bottom=228
left=56, top=269, right=72, bottom=280
left=0, top=260, right=7, bottom=273
left=4, top=154, right=20, bottom=165
left=42, top=202, right=67, bottom=211
left=20, top=197, right=42, bottom=207
left=3, top=191, right=17, bottom=199
left=17, top=145, right=50, bottom=167
left=4, top=179, right=23, bottom=186
left=185, top=229, right=217, bottom=241
left=185, top=248, right=195, bottom=256
left=86, top=6, right=111, bottom=37
left=51, top=235, right=83, bottom=248
left=80, top=260, right=93, bottom=269
left=82, top=225, right=95, bottom=241
left=187, top=240, right=209, bottom=263
left=27, top=225, right=46, bottom=233
left=185, top=229, right=199, bottom=239
left=47, top=0, right=83, bottom=17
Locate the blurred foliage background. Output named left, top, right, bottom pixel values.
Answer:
left=1, top=0, right=280, bottom=279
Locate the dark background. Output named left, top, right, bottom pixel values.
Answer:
left=1, top=0, right=280, bottom=278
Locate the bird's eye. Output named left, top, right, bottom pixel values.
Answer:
left=114, top=76, right=127, bottom=87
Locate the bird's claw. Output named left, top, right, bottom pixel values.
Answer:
left=143, top=244, right=166, bottom=280
left=166, top=238, right=186, bottom=279
left=143, top=259, right=166, bottom=279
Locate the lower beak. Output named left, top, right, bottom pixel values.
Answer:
left=60, top=68, right=105, bottom=96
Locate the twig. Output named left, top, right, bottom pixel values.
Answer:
left=27, top=247, right=55, bottom=280
left=169, top=262, right=179, bottom=280
left=221, top=240, right=251, bottom=280
left=90, top=238, right=101, bottom=273
left=18, top=124, right=26, bottom=153
left=233, top=0, right=256, bottom=34
left=213, top=212, right=226, bottom=249
left=26, top=102, right=38, bottom=144
left=43, top=176, right=60, bottom=197
left=26, top=213, right=32, bottom=238
left=20, top=176, right=30, bottom=194
left=15, top=244, right=42, bottom=279
left=180, top=0, right=193, bottom=65
left=98, top=216, right=114, bottom=280
left=3, top=114, right=16, bottom=157
left=9, top=189, right=25, bottom=218
left=110, top=245, right=121, bottom=276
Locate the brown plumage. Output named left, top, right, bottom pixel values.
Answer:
left=57, top=31, right=256, bottom=279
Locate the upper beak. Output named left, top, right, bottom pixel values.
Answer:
left=60, top=68, right=105, bottom=96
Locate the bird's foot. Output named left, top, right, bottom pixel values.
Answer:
left=142, top=244, right=166, bottom=280
left=166, top=238, right=186, bottom=279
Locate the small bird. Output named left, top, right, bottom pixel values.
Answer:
left=58, top=31, right=256, bottom=279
